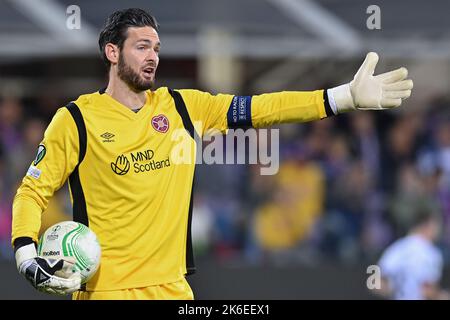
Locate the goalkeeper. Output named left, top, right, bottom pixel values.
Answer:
left=11, top=8, right=413, bottom=299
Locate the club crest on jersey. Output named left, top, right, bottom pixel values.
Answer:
left=151, top=114, right=169, bottom=133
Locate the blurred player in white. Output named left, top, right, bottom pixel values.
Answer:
left=377, top=201, right=449, bottom=300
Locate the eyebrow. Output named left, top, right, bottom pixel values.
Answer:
left=136, top=39, right=161, bottom=46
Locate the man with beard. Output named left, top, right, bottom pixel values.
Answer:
left=11, top=8, right=413, bottom=299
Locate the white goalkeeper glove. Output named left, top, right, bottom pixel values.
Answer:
left=15, top=240, right=81, bottom=295
left=328, top=52, right=413, bottom=113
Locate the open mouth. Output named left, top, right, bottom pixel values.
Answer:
left=142, top=67, right=155, bottom=78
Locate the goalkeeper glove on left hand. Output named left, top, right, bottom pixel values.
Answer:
left=328, top=52, right=413, bottom=113
left=15, top=239, right=81, bottom=295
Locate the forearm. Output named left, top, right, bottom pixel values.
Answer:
left=12, top=193, right=43, bottom=246
left=250, top=90, right=330, bottom=128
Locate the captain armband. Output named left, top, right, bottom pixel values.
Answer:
left=226, top=96, right=253, bottom=129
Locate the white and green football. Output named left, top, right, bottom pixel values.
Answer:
left=37, top=221, right=101, bottom=284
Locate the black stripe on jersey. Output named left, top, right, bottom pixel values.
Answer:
left=168, top=88, right=197, bottom=276
left=168, top=89, right=200, bottom=142
left=66, top=102, right=89, bottom=292
left=186, top=173, right=197, bottom=275
left=66, top=102, right=89, bottom=228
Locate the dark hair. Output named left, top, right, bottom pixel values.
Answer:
left=408, top=198, right=440, bottom=230
left=98, top=8, right=159, bottom=69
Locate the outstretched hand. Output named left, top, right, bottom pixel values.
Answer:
left=351, top=52, right=413, bottom=110
left=329, top=52, right=414, bottom=113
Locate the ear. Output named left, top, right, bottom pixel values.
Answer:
left=105, top=43, right=119, bottom=65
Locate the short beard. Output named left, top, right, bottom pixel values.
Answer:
left=117, top=52, right=154, bottom=92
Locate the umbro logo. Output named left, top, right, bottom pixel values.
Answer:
left=101, top=132, right=115, bottom=142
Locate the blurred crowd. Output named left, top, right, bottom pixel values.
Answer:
left=1, top=92, right=450, bottom=267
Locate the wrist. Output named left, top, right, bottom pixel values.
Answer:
left=15, top=242, right=37, bottom=270
left=328, top=83, right=355, bottom=114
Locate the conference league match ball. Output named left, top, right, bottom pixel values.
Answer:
left=37, top=221, right=101, bottom=284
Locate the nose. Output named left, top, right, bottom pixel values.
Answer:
left=146, top=49, right=158, bottom=64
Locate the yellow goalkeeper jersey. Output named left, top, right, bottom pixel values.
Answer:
left=12, top=87, right=328, bottom=291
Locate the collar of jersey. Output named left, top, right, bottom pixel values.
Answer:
left=98, top=90, right=152, bottom=120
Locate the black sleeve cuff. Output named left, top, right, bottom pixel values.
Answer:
left=323, top=89, right=335, bottom=117
left=13, top=237, right=36, bottom=253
